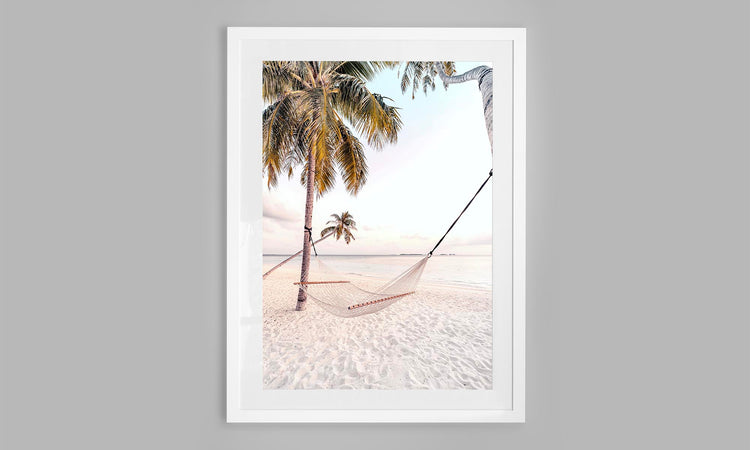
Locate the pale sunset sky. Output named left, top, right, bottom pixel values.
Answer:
left=263, top=62, right=493, bottom=256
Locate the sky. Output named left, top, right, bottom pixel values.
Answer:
left=262, top=62, right=493, bottom=256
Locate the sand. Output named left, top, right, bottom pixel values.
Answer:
left=262, top=262, right=493, bottom=389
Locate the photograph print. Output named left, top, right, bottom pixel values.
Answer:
left=261, top=61, right=495, bottom=390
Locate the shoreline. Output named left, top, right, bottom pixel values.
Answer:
left=263, top=254, right=492, bottom=292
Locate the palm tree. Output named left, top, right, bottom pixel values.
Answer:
left=320, top=211, right=357, bottom=244
left=262, top=211, right=357, bottom=279
left=262, top=61, right=402, bottom=311
left=398, top=61, right=493, bottom=151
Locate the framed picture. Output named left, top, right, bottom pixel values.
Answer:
left=227, top=27, right=525, bottom=422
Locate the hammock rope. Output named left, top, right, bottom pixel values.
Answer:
left=304, top=226, right=318, bottom=256
left=429, top=169, right=493, bottom=255
left=292, top=169, right=493, bottom=318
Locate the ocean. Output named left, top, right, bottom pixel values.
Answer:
left=263, top=254, right=492, bottom=290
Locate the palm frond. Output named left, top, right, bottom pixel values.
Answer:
left=262, top=61, right=309, bottom=102
left=400, top=63, right=413, bottom=97
left=422, top=73, right=436, bottom=95
left=441, top=61, right=456, bottom=89
left=320, top=226, right=335, bottom=238
left=333, top=61, right=397, bottom=81
left=262, top=92, right=301, bottom=187
left=330, top=73, right=402, bottom=149
left=333, top=120, right=368, bottom=194
left=396, top=61, right=457, bottom=97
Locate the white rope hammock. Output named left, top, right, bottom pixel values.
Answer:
left=295, top=256, right=429, bottom=318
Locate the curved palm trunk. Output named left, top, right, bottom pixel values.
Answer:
left=295, top=148, right=316, bottom=311
left=437, top=64, right=493, bottom=152
left=262, top=233, right=331, bottom=280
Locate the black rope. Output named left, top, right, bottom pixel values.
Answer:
left=428, top=169, right=493, bottom=256
left=304, top=226, right=318, bottom=256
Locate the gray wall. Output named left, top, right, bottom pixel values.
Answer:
left=2, top=0, right=748, bottom=448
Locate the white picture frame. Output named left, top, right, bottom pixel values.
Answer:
left=227, top=27, right=525, bottom=423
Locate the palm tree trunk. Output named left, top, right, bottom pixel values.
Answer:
left=262, top=233, right=331, bottom=279
left=295, top=148, right=316, bottom=311
left=437, top=64, right=493, bottom=152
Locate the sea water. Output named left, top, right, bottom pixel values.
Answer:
left=262, top=254, right=492, bottom=290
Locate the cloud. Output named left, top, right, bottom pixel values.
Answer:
left=263, top=216, right=298, bottom=232
left=263, top=195, right=301, bottom=223
left=399, top=233, right=430, bottom=241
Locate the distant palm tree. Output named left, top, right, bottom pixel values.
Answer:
left=320, top=211, right=357, bottom=244
left=262, top=61, right=402, bottom=311
left=262, top=211, right=358, bottom=279
left=398, top=61, right=493, bottom=151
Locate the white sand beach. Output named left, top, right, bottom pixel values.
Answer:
left=262, top=259, right=492, bottom=389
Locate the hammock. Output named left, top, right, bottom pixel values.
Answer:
left=293, top=169, right=493, bottom=318
left=294, top=256, right=428, bottom=318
